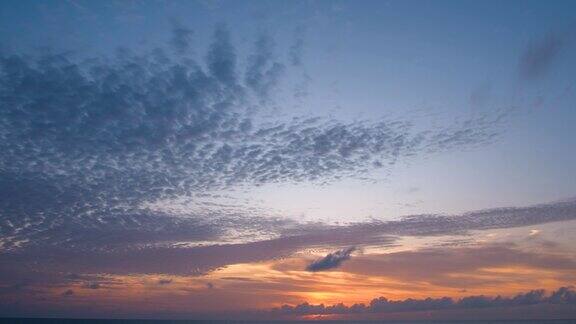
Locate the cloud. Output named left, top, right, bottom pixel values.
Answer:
left=206, top=25, right=237, bottom=86
left=306, top=247, right=356, bottom=272
left=289, top=26, right=305, bottom=66
left=1, top=199, right=575, bottom=278
left=518, top=30, right=570, bottom=80
left=342, top=243, right=576, bottom=288
left=61, top=289, right=74, bottom=297
left=367, top=198, right=576, bottom=237
left=405, top=187, right=420, bottom=194
left=529, top=229, right=541, bottom=236
left=273, top=286, right=576, bottom=315
left=0, top=25, right=507, bottom=255
left=158, top=279, right=173, bottom=285
left=84, top=282, right=100, bottom=289
left=170, top=23, right=193, bottom=55
left=469, top=82, right=492, bottom=108
left=0, top=282, right=28, bottom=294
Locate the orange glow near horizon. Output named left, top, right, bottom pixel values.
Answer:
left=21, top=243, right=573, bottom=317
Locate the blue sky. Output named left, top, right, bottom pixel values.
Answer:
left=1, top=0, right=576, bottom=320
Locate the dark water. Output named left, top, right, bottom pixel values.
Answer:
left=1, top=320, right=575, bottom=324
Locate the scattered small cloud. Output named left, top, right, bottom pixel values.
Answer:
left=61, top=289, right=74, bottom=297
left=0, top=282, right=28, bottom=294
left=274, top=286, right=576, bottom=315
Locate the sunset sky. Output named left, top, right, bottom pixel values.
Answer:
left=1, top=0, right=576, bottom=321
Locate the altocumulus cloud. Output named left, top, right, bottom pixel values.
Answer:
left=0, top=25, right=506, bottom=254
left=274, top=286, right=576, bottom=315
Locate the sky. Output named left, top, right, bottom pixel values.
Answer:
left=0, top=0, right=576, bottom=321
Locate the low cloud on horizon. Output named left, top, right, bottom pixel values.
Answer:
left=274, top=286, right=576, bottom=316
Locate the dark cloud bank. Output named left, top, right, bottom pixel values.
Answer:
left=274, top=286, right=576, bottom=316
